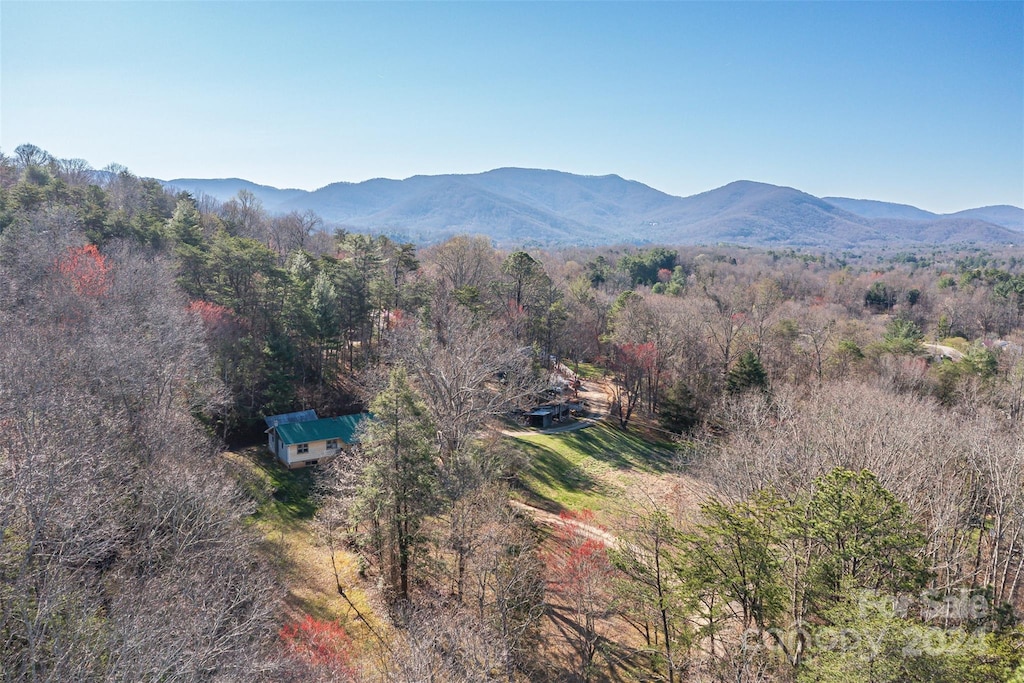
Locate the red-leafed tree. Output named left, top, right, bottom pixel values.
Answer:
left=187, top=300, right=245, bottom=414
left=611, top=341, right=657, bottom=429
left=386, top=307, right=412, bottom=330
left=279, top=615, right=356, bottom=679
left=187, top=300, right=238, bottom=338
left=56, top=244, right=110, bottom=297
left=547, top=509, right=615, bottom=682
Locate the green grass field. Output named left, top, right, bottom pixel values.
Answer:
left=511, top=422, right=676, bottom=515
left=227, top=446, right=319, bottom=531
left=570, top=361, right=606, bottom=380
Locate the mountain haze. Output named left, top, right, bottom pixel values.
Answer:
left=164, top=170, right=1022, bottom=248
left=946, top=205, right=1024, bottom=232
left=821, top=197, right=939, bottom=222
left=823, top=196, right=1024, bottom=232
left=166, top=177, right=307, bottom=209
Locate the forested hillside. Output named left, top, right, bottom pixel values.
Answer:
left=4, top=145, right=1024, bottom=682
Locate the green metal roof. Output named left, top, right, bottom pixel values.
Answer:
left=275, top=413, right=367, bottom=446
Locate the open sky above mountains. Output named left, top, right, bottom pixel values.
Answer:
left=1, top=1, right=1021, bottom=214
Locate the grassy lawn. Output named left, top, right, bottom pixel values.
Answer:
left=570, top=361, right=606, bottom=380
left=511, top=422, right=676, bottom=517
left=256, top=452, right=318, bottom=522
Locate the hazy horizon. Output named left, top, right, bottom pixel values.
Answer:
left=163, top=168, right=1023, bottom=214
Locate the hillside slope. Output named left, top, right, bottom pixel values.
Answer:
left=824, top=196, right=1024, bottom=233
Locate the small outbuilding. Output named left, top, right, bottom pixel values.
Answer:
left=264, top=410, right=367, bottom=469
left=526, top=402, right=572, bottom=429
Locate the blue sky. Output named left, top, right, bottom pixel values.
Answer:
left=2, top=1, right=1021, bottom=212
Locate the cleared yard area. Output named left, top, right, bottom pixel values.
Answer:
left=510, top=421, right=678, bottom=522
left=509, top=420, right=704, bottom=682
left=223, top=446, right=381, bottom=628
left=568, top=361, right=606, bottom=380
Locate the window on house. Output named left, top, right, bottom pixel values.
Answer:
left=326, top=439, right=338, bottom=450
left=297, top=443, right=309, bottom=454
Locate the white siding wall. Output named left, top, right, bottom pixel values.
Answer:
left=269, top=431, right=290, bottom=463
left=281, top=439, right=342, bottom=468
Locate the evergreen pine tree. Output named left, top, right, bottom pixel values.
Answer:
left=658, top=380, right=701, bottom=434
left=356, top=366, right=441, bottom=604
left=726, top=350, right=769, bottom=394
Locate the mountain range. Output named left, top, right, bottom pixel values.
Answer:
left=163, top=169, right=1024, bottom=248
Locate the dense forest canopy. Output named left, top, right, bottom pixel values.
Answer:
left=3, top=145, right=1024, bottom=681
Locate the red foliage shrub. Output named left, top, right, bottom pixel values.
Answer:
left=387, top=308, right=413, bottom=329
left=56, top=244, right=110, bottom=297
left=187, top=300, right=241, bottom=339
left=548, top=509, right=610, bottom=580
left=279, top=615, right=355, bottom=676
left=558, top=508, right=598, bottom=526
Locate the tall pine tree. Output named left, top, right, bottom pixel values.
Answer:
left=356, top=367, right=441, bottom=604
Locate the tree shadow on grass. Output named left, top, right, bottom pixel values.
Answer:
left=516, top=439, right=607, bottom=514
left=544, top=604, right=645, bottom=683
left=266, top=466, right=318, bottom=520
left=231, top=446, right=319, bottom=524
left=549, top=425, right=677, bottom=476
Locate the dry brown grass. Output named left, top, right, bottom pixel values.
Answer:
left=223, top=446, right=385, bottom=635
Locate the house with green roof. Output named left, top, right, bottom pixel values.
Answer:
left=264, top=410, right=367, bottom=468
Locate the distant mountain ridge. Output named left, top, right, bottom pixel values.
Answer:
left=823, top=196, right=1024, bottom=231
left=162, top=169, right=1023, bottom=248
left=168, top=177, right=309, bottom=208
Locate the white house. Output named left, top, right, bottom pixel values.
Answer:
left=264, top=410, right=366, bottom=469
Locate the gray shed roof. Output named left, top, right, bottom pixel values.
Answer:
left=527, top=407, right=557, bottom=416
left=264, top=409, right=318, bottom=429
